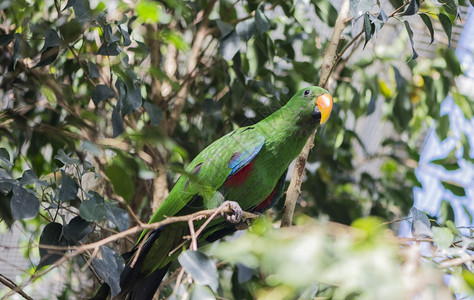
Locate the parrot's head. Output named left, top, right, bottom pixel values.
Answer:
left=294, top=86, right=333, bottom=125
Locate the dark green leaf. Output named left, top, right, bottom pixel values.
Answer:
left=63, top=0, right=76, bottom=10
left=59, top=170, right=78, bottom=202
left=79, top=191, right=107, bottom=222
left=436, top=114, right=450, bottom=141
left=255, top=5, right=271, bottom=34
left=0, top=148, right=12, bottom=170
left=13, top=33, right=32, bottom=69
left=419, top=13, right=434, bottom=45
left=403, top=0, right=419, bottom=15
left=42, top=29, right=61, bottom=49
left=444, top=49, right=462, bottom=76
left=438, top=13, right=452, bottom=48
left=220, top=31, right=241, bottom=61
left=105, top=164, right=134, bottom=203
left=111, top=106, right=125, bottom=137
left=236, top=18, right=256, bottom=42
left=34, top=46, right=60, bottom=68
left=350, top=0, right=375, bottom=19
left=88, top=61, right=100, bottom=78
left=126, top=82, right=142, bottom=113
left=312, top=0, right=338, bottom=27
left=21, top=169, right=47, bottom=186
left=59, top=19, right=82, bottom=44
left=366, top=95, right=376, bottom=116
left=117, top=23, right=131, bottom=46
left=178, top=250, right=219, bottom=292
left=403, top=21, right=418, bottom=60
left=0, top=192, right=14, bottom=227
left=431, top=157, right=459, bottom=171
left=62, top=216, right=92, bottom=245
left=440, top=200, right=455, bottom=225
left=55, top=149, right=81, bottom=165
left=363, top=13, right=374, bottom=49
left=98, top=42, right=121, bottom=56
left=92, top=85, right=115, bottom=106
left=11, top=186, right=39, bottom=220
left=92, top=246, right=125, bottom=297
left=0, top=33, right=14, bottom=46
left=105, top=203, right=130, bottom=231
left=38, top=223, right=66, bottom=269
left=441, top=180, right=466, bottom=197
left=439, top=0, right=459, bottom=16
left=461, top=133, right=472, bottom=162
left=393, top=89, right=412, bottom=130
left=73, top=0, right=91, bottom=24
left=463, top=204, right=473, bottom=224
left=143, top=102, right=163, bottom=126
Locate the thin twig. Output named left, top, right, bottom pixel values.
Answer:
left=0, top=274, right=33, bottom=300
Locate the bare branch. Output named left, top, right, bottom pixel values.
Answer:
left=0, top=274, right=33, bottom=300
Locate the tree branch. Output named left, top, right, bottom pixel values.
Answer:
left=0, top=274, right=33, bottom=300
left=281, top=0, right=350, bottom=227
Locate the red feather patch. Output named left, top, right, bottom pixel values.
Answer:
left=225, top=161, right=254, bottom=187
left=254, top=185, right=277, bottom=212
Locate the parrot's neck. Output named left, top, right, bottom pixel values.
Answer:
left=256, top=105, right=317, bottom=164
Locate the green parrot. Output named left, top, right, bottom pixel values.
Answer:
left=115, top=86, right=333, bottom=299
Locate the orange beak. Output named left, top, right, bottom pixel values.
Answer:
left=314, top=93, right=333, bottom=124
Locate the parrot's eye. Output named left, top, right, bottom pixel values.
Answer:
left=303, top=89, right=310, bottom=96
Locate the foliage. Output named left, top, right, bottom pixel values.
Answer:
left=0, top=0, right=473, bottom=299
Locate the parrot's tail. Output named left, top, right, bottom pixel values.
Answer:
left=118, top=229, right=170, bottom=300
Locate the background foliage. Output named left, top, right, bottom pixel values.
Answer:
left=1, top=0, right=473, bottom=299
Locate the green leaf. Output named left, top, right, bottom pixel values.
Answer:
left=13, top=33, right=32, bottom=69
left=439, top=200, right=455, bottom=225
left=111, top=106, right=125, bottom=137
left=92, top=246, right=125, bottom=297
left=11, top=186, right=39, bottom=220
left=393, top=89, right=413, bottom=130
left=42, top=29, right=61, bottom=49
left=350, top=0, right=374, bottom=18
left=255, top=5, right=271, bottom=34
left=419, top=14, right=434, bottom=45
left=438, top=13, right=452, bottom=48
left=220, top=31, right=241, bottom=61
left=88, top=61, right=100, bottom=78
left=0, top=33, right=14, bottom=46
left=34, top=46, right=60, bottom=68
left=216, top=20, right=234, bottom=38
left=236, top=18, right=256, bottom=42
left=92, top=85, right=115, bottom=106
left=441, top=180, right=466, bottom=197
left=453, top=92, right=473, bottom=120
left=461, top=133, right=472, bottom=162
left=431, top=149, right=460, bottom=171
left=136, top=0, right=160, bottom=23
left=432, top=226, right=453, bottom=249
left=404, top=21, right=418, bottom=60
left=72, top=0, right=91, bottom=24
left=98, top=42, right=121, bottom=56
left=410, top=207, right=433, bottom=238
left=436, top=114, right=450, bottom=141
left=143, top=102, right=163, bottom=126
left=312, top=0, right=338, bottom=27
left=191, top=284, right=215, bottom=300
left=403, top=0, right=419, bottom=15
left=105, top=203, right=130, bottom=231
left=117, top=23, right=131, bottom=46
left=79, top=191, right=107, bottom=222
left=439, top=0, right=459, bottom=16
left=38, top=222, right=66, bottom=269
left=59, top=19, right=82, bottom=44
left=55, top=149, right=81, bottom=165
left=105, top=164, right=134, bottom=203
left=363, top=13, right=374, bottom=49
left=59, top=170, right=78, bottom=202
left=178, top=250, right=219, bottom=292
left=62, top=216, right=92, bottom=245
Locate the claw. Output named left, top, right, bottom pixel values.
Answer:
left=221, top=200, right=243, bottom=224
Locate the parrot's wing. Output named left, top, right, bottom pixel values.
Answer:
left=145, top=126, right=265, bottom=226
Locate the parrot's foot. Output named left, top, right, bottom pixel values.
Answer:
left=221, top=201, right=243, bottom=224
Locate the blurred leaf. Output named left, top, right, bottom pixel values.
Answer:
left=92, top=85, right=115, bottom=106
left=439, top=200, right=455, bottom=225
left=72, top=0, right=91, bottom=24
left=403, top=0, right=419, bottom=15
left=136, top=0, right=160, bottom=23
left=363, top=13, right=374, bottom=49
left=0, top=148, right=12, bottom=170
left=236, top=18, right=256, bottom=42
left=144, top=102, right=163, bottom=126
left=42, top=28, right=61, bottom=49
left=439, top=0, right=459, bottom=16
left=438, top=13, right=452, bottom=48
left=404, top=21, right=418, bottom=60
left=92, top=246, right=125, bottom=297
left=220, top=31, right=241, bottom=61
left=419, top=14, right=434, bottom=45
left=88, top=61, right=100, bottom=78
left=34, top=46, right=60, bottom=68
left=117, top=23, right=131, bottom=46
left=62, top=216, right=92, bottom=245
left=436, top=114, right=450, bottom=141
left=105, top=203, right=130, bottom=231
left=178, top=250, right=219, bottom=292
left=38, top=222, right=66, bottom=269
left=441, top=180, right=466, bottom=197
left=410, top=207, right=433, bottom=238
left=216, top=20, right=234, bottom=38
left=20, top=169, right=44, bottom=186
left=461, top=133, right=472, bottom=161
left=431, top=149, right=460, bottom=171
left=59, top=170, right=78, bottom=202
left=105, top=164, right=134, bottom=203
left=0, top=33, right=14, bottom=46
left=13, top=33, right=32, bottom=69
left=255, top=5, right=271, bottom=34
left=453, top=93, right=473, bottom=120
left=59, top=19, right=82, bottom=44
left=11, top=186, right=39, bottom=220
left=55, top=149, right=81, bottom=165
left=112, top=106, right=125, bottom=137
left=190, top=284, right=215, bottom=300
left=80, top=191, right=107, bottom=222
left=350, top=0, right=374, bottom=19
left=312, top=0, right=338, bottom=27
left=98, top=42, right=120, bottom=56
left=432, top=226, right=453, bottom=249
